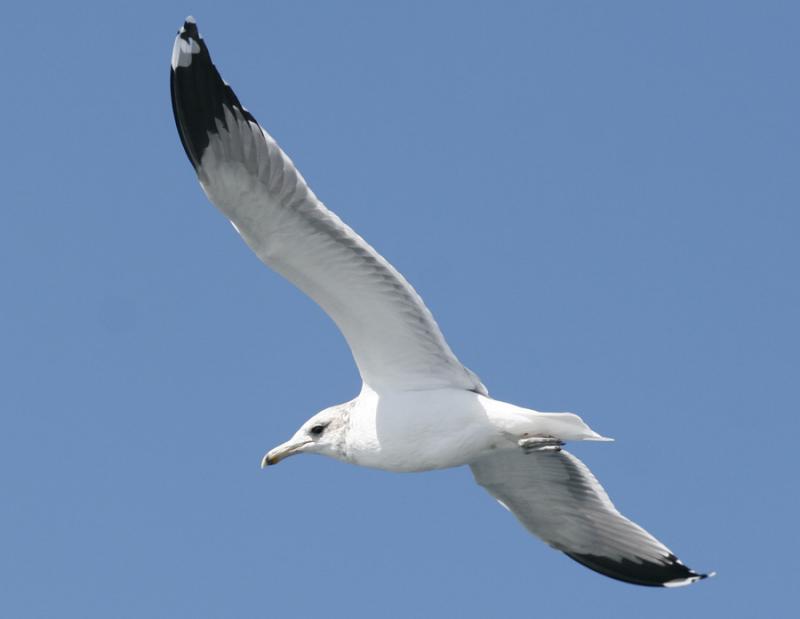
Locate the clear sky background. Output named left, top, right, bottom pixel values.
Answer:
left=2, top=1, right=797, bottom=617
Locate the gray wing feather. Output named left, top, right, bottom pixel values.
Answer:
left=171, top=20, right=485, bottom=394
left=470, top=449, right=709, bottom=587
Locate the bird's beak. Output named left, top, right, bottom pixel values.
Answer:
left=261, top=438, right=312, bottom=468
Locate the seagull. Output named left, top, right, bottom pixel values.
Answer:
left=170, top=17, right=711, bottom=587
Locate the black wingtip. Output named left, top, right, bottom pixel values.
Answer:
left=180, top=16, right=199, bottom=38
left=564, top=551, right=711, bottom=588
left=169, top=18, right=259, bottom=171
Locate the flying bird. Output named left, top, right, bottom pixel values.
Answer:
left=170, top=17, right=711, bottom=587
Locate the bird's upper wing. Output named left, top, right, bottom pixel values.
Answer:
left=170, top=18, right=485, bottom=395
left=470, top=448, right=710, bottom=587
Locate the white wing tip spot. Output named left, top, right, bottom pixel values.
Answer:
left=663, top=570, right=715, bottom=588
left=178, top=16, right=196, bottom=34
left=171, top=37, right=201, bottom=70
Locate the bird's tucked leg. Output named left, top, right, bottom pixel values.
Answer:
left=519, top=436, right=565, bottom=453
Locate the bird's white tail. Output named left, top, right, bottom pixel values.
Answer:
left=536, top=412, right=613, bottom=442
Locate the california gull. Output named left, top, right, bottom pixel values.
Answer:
left=170, top=17, right=711, bottom=587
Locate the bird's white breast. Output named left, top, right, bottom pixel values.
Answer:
left=344, top=387, right=499, bottom=472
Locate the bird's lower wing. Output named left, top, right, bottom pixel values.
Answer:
left=470, top=449, right=710, bottom=587
left=170, top=19, right=485, bottom=394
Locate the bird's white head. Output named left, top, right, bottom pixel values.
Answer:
left=261, top=404, right=351, bottom=467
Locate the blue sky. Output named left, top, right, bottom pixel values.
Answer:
left=2, top=1, right=797, bottom=617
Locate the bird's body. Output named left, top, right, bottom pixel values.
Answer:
left=170, top=17, right=711, bottom=587
left=317, top=387, right=605, bottom=472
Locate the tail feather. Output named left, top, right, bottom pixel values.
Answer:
left=537, top=411, right=612, bottom=442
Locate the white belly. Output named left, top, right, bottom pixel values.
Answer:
left=344, top=387, right=499, bottom=472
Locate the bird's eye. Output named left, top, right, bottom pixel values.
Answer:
left=309, top=424, right=326, bottom=437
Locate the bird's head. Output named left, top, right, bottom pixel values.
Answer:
left=261, top=404, right=350, bottom=467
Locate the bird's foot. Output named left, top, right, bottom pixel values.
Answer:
left=519, top=436, right=565, bottom=453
